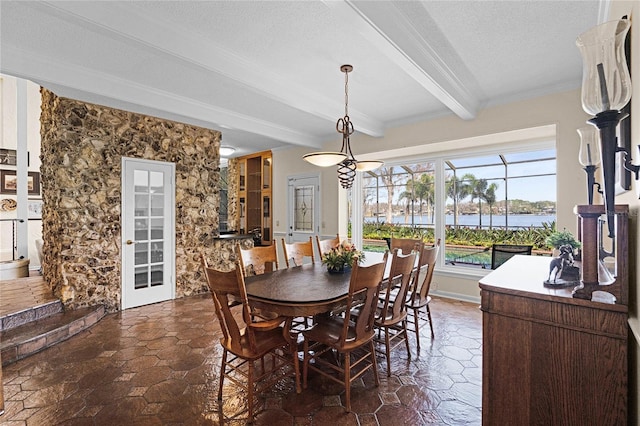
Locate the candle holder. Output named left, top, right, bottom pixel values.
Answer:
left=577, top=126, right=602, bottom=205
left=573, top=204, right=628, bottom=304
left=576, top=19, right=634, bottom=238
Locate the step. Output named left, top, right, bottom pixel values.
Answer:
left=0, top=305, right=106, bottom=366
left=0, top=299, right=63, bottom=332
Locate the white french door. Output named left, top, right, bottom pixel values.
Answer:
left=287, top=175, right=320, bottom=244
left=121, top=158, right=175, bottom=310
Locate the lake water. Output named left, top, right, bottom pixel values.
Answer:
left=365, top=214, right=555, bottom=229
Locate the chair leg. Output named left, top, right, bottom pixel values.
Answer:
left=369, top=340, right=380, bottom=387
left=384, top=327, right=392, bottom=377
left=247, top=360, right=254, bottom=420
left=302, top=339, right=309, bottom=389
left=412, top=307, right=421, bottom=350
left=426, top=304, right=435, bottom=338
left=291, top=340, right=301, bottom=394
left=218, top=350, right=227, bottom=401
left=344, top=351, right=352, bottom=412
left=403, top=319, right=411, bottom=358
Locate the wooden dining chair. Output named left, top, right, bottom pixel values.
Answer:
left=389, top=236, right=423, bottom=255
left=237, top=241, right=278, bottom=276
left=200, top=254, right=299, bottom=421
left=281, top=237, right=315, bottom=268
left=375, top=248, right=417, bottom=376
left=315, top=234, right=340, bottom=259
left=302, top=251, right=388, bottom=412
left=406, top=239, right=440, bottom=348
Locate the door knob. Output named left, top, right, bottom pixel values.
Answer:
left=126, top=240, right=136, bottom=245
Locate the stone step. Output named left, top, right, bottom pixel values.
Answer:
left=0, top=305, right=106, bottom=366
left=0, top=299, right=63, bottom=332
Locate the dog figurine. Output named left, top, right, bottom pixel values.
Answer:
left=548, top=244, right=574, bottom=283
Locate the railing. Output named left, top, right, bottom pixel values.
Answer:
left=0, top=218, right=29, bottom=260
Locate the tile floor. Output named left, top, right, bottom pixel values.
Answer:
left=1, top=293, right=482, bottom=425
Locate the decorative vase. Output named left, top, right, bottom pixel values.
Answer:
left=327, top=265, right=351, bottom=274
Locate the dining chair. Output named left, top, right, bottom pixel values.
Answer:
left=281, top=237, right=316, bottom=330
left=281, top=237, right=315, bottom=268
left=389, top=236, right=423, bottom=255
left=200, top=254, right=299, bottom=421
left=375, top=248, right=417, bottom=376
left=237, top=241, right=278, bottom=276
left=315, top=234, right=340, bottom=259
left=406, top=239, right=441, bottom=348
left=302, top=251, right=388, bottom=412
left=490, top=244, right=532, bottom=269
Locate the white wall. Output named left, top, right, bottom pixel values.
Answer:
left=0, top=75, right=42, bottom=267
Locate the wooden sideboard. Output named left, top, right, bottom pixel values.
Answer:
left=479, top=255, right=627, bottom=425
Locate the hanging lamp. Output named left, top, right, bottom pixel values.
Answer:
left=303, top=64, right=383, bottom=189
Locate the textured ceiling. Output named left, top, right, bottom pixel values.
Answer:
left=0, top=1, right=604, bottom=157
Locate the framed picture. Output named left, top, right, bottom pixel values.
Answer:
left=28, top=199, right=43, bottom=219
left=0, top=149, right=17, bottom=166
left=0, top=170, right=41, bottom=195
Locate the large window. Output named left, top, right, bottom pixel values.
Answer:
left=356, top=145, right=556, bottom=270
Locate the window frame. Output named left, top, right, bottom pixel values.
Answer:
left=350, top=138, right=556, bottom=278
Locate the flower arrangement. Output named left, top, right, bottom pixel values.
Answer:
left=321, top=240, right=365, bottom=272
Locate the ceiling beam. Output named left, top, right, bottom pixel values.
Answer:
left=38, top=1, right=385, bottom=138
left=328, top=0, right=481, bottom=120
left=1, top=44, right=322, bottom=148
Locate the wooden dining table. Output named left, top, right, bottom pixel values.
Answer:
left=245, top=252, right=392, bottom=318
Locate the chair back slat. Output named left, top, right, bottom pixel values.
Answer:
left=316, top=234, right=340, bottom=258
left=412, top=239, right=441, bottom=302
left=201, top=254, right=254, bottom=353
left=390, top=237, right=423, bottom=255
left=342, top=252, right=388, bottom=345
left=379, top=248, right=416, bottom=322
left=282, top=237, right=315, bottom=268
left=237, top=242, right=278, bottom=275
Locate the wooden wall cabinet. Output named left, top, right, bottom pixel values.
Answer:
left=237, top=150, right=272, bottom=246
left=479, top=255, right=627, bottom=425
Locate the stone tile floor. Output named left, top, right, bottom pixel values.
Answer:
left=1, top=293, right=482, bottom=425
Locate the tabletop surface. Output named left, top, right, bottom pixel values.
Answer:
left=245, top=262, right=352, bottom=304
left=245, top=252, right=390, bottom=305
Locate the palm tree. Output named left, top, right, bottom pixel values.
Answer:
left=398, top=190, right=415, bottom=224
left=484, top=183, right=498, bottom=229
left=470, top=178, right=488, bottom=228
left=446, top=173, right=473, bottom=226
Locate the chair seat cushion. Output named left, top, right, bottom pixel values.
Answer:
left=303, top=317, right=374, bottom=351
left=222, top=326, right=289, bottom=360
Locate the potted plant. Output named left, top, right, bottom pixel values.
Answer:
left=321, top=240, right=365, bottom=273
left=545, top=230, right=581, bottom=256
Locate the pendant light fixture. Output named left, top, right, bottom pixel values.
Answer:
left=303, top=64, right=383, bottom=189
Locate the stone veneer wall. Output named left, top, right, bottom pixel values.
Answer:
left=227, top=158, right=239, bottom=232
left=39, top=88, right=240, bottom=312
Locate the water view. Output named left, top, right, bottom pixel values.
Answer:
left=366, top=214, right=555, bottom=229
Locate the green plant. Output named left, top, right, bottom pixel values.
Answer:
left=545, top=230, right=581, bottom=249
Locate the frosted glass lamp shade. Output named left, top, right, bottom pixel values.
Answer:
left=576, top=19, right=631, bottom=115
left=303, top=152, right=347, bottom=167
left=577, top=126, right=601, bottom=166
left=356, top=160, right=384, bottom=172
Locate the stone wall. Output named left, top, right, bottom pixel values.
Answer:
left=227, top=158, right=239, bottom=232
left=39, top=89, right=240, bottom=312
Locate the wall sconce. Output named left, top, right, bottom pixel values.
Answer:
left=576, top=18, right=636, bottom=238
left=577, top=126, right=602, bottom=205
left=303, top=65, right=383, bottom=189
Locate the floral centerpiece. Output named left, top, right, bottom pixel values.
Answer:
left=321, top=240, right=365, bottom=273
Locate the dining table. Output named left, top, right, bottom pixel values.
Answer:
left=245, top=252, right=390, bottom=318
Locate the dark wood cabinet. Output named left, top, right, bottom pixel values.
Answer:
left=237, top=150, right=272, bottom=245
left=479, top=255, right=627, bottom=425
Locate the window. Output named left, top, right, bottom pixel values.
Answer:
left=355, top=144, right=556, bottom=270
